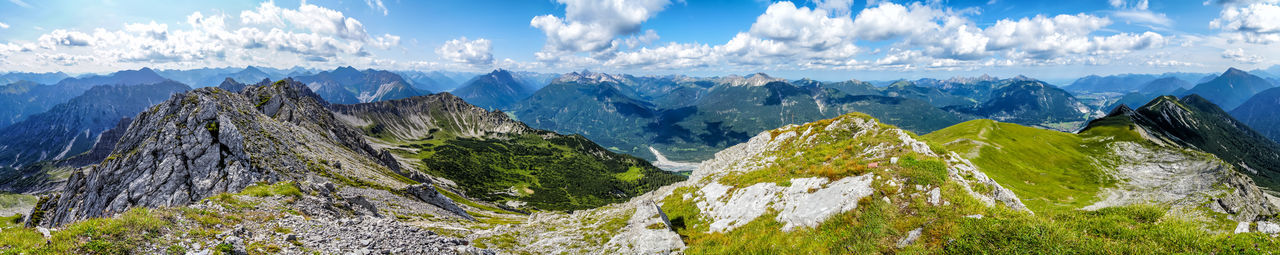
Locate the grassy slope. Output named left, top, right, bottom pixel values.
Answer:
left=0, top=182, right=303, bottom=254
left=384, top=131, right=684, bottom=211
left=657, top=114, right=1272, bottom=254
left=922, top=119, right=1115, bottom=214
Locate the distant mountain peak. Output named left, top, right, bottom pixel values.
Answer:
left=1108, top=103, right=1135, bottom=116
left=554, top=71, right=625, bottom=84
left=942, top=74, right=997, bottom=84
left=1225, top=67, right=1247, bottom=75
left=486, top=69, right=514, bottom=78
left=719, top=72, right=785, bottom=86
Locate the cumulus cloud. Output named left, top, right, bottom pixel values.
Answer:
left=436, top=37, right=494, bottom=66
left=38, top=30, right=94, bottom=48
left=1222, top=47, right=1264, bottom=63
left=851, top=3, right=948, bottom=41
left=731, top=2, right=858, bottom=59
left=530, top=0, right=671, bottom=61
left=606, top=42, right=717, bottom=69
left=1211, top=2, right=1280, bottom=43
left=0, top=22, right=9, bottom=29
left=1107, top=0, right=1173, bottom=27
left=814, top=0, right=856, bottom=15
left=550, top=1, right=1167, bottom=72
left=0, top=1, right=399, bottom=72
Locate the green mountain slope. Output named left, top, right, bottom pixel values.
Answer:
left=479, top=112, right=1280, bottom=254
left=1230, top=86, right=1280, bottom=143
left=1086, top=95, right=1280, bottom=191
left=923, top=119, right=1115, bottom=213
left=514, top=73, right=967, bottom=162
left=330, top=93, right=684, bottom=211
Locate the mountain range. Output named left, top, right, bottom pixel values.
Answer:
left=0, top=72, right=70, bottom=85
left=1181, top=68, right=1276, bottom=111
left=945, top=79, right=1094, bottom=128
left=1088, top=95, right=1280, bottom=190
left=0, top=81, right=191, bottom=170
left=451, top=69, right=533, bottom=110
left=294, top=66, right=426, bottom=104
left=0, top=68, right=170, bottom=129
left=1232, top=87, right=1280, bottom=143
left=3, top=67, right=1280, bottom=253
left=512, top=71, right=970, bottom=162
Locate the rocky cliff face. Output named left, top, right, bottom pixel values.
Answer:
left=296, top=67, right=425, bottom=104
left=330, top=92, right=531, bottom=140
left=1094, top=95, right=1280, bottom=191
left=32, top=79, right=419, bottom=226
left=1084, top=141, right=1279, bottom=221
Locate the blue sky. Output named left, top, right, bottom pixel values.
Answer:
left=1, top=0, right=1278, bottom=81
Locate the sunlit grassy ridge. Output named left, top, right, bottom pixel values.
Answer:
left=657, top=113, right=1274, bottom=254
left=922, top=119, right=1116, bottom=214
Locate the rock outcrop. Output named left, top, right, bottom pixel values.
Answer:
left=32, top=79, right=415, bottom=226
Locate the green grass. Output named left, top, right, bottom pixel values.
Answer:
left=434, top=187, right=515, bottom=215
left=614, top=166, right=645, bottom=182
left=0, top=182, right=303, bottom=254
left=654, top=113, right=1272, bottom=254
left=0, top=192, right=36, bottom=209
left=238, top=181, right=303, bottom=198
left=660, top=143, right=997, bottom=254
left=395, top=133, right=684, bottom=211
left=945, top=205, right=1280, bottom=254
left=0, top=208, right=172, bottom=254
left=923, top=119, right=1115, bottom=214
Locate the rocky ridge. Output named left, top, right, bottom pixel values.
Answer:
left=30, top=79, right=450, bottom=226
left=468, top=113, right=1030, bottom=253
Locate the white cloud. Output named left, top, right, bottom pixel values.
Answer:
left=8, top=0, right=30, bottom=8
left=366, top=0, right=389, bottom=16
left=38, top=30, right=95, bottom=48
left=530, top=0, right=671, bottom=61
left=1113, top=10, right=1173, bottom=27
left=1212, top=2, right=1280, bottom=44
left=38, top=53, right=94, bottom=66
left=814, top=0, right=856, bottom=15
left=1107, top=0, right=1173, bottom=27
left=545, top=1, right=1166, bottom=73
left=746, top=2, right=855, bottom=55
left=0, top=22, right=8, bottom=29
left=1222, top=47, right=1264, bottom=63
left=436, top=37, right=494, bottom=66
left=851, top=2, right=947, bottom=41
left=606, top=42, right=717, bottom=69
left=370, top=34, right=400, bottom=50
left=0, top=1, right=400, bottom=72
